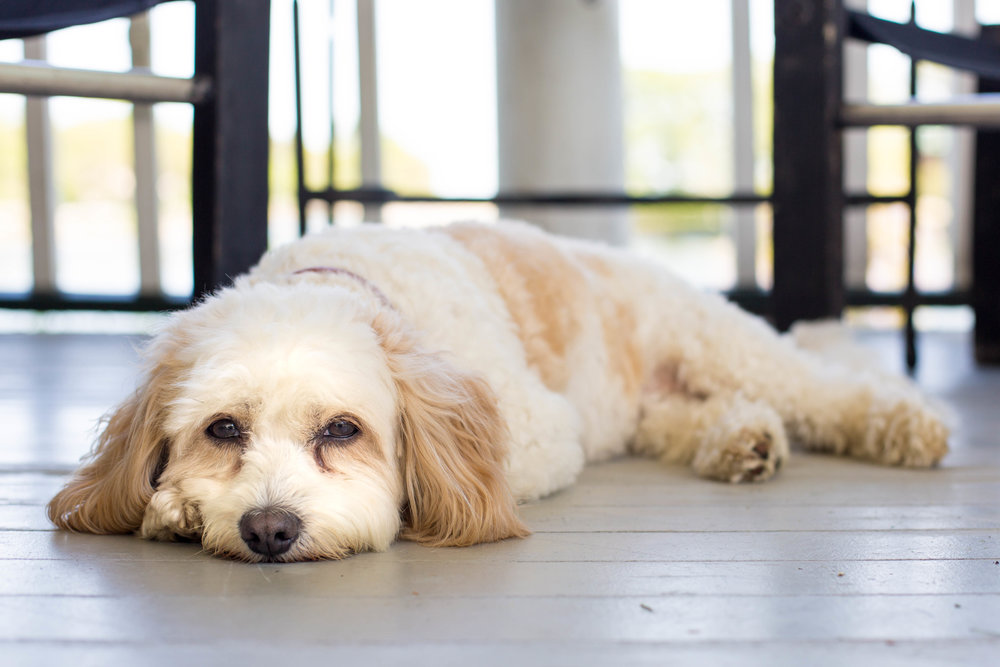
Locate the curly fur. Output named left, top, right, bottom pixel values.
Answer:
left=48, top=221, right=949, bottom=561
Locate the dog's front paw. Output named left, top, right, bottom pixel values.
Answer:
left=693, top=415, right=790, bottom=484
left=139, top=488, right=202, bottom=541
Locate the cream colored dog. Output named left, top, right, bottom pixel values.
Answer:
left=48, top=221, right=949, bottom=561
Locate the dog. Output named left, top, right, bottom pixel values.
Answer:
left=48, top=221, right=949, bottom=561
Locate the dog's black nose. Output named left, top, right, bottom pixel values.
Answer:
left=239, top=508, right=302, bottom=558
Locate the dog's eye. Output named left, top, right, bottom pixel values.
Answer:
left=207, top=418, right=241, bottom=440
left=322, top=419, right=360, bottom=441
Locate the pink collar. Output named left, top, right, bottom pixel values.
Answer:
left=292, top=266, right=394, bottom=309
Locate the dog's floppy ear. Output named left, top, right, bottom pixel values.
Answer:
left=47, top=347, right=176, bottom=534
left=374, top=313, right=529, bottom=547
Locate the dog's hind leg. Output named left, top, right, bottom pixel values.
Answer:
left=668, top=331, right=949, bottom=469
left=632, top=392, right=790, bottom=483
left=630, top=299, right=947, bottom=473
left=776, top=367, right=950, bottom=468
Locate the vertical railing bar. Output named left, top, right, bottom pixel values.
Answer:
left=904, top=3, right=919, bottom=372
left=356, top=0, right=382, bottom=222
left=730, top=0, right=756, bottom=289
left=844, top=0, right=869, bottom=292
left=293, top=0, right=308, bottom=235
left=950, top=0, right=977, bottom=293
left=23, top=35, right=57, bottom=295
left=130, top=12, right=162, bottom=296
left=327, top=0, right=337, bottom=222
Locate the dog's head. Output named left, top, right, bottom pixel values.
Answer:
left=47, top=281, right=527, bottom=561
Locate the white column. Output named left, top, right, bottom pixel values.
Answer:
left=495, top=0, right=626, bottom=244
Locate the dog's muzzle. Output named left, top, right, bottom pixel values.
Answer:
left=239, top=507, right=302, bottom=559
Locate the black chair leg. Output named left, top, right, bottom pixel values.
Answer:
left=192, top=0, right=271, bottom=298
left=772, top=0, right=847, bottom=332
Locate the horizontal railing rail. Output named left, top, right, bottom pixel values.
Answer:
left=0, top=60, right=209, bottom=103
left=842, top=94, right=1000, bottom=127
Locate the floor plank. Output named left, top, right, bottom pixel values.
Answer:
left=2, top=593, right=999, bottom=644
left=2, top=555, right=998, bottom=597
left=3, top=641, right=999, bottom=667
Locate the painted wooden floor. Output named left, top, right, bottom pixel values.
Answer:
left=1, top=330, right=998, bottom=666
